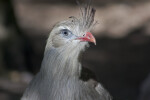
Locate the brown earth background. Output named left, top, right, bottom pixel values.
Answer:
left=0, top=0, right=150, bottom=100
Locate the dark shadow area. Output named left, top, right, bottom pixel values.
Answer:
left=84, top=27, right=150, bottom=100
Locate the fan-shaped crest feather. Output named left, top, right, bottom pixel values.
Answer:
left=70, top=0, right=96, bottom=32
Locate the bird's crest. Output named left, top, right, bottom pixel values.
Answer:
left=69, top=0, right=96, bottom=32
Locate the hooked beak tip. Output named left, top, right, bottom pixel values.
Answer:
left=93, top=39, right=96, bottom=45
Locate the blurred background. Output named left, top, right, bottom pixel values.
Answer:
left=0, top=0, right=150, bottom=100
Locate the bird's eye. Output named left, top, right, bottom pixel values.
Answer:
left=61, top=29, right=73, bottom=38
left=63, top=31, right=69, bottom=36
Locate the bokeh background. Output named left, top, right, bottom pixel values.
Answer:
left=0, top=0, right=150, bottom=100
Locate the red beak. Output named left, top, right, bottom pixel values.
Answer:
left=76, top=32, right=96, bottom=45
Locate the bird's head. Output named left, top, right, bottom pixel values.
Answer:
left=46, top=4, right=96, bottom=54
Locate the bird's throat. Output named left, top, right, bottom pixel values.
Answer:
left=40, top=47, right=82, bottom=79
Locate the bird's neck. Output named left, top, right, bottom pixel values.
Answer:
left=40, top=47, right=82, bottom=79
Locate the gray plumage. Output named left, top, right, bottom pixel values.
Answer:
left=21, top=2, right=112, bottom=100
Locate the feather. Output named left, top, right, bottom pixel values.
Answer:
left=70, top=0, right=96, bottom=32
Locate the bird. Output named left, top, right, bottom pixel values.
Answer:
left=21, top=2, right=112, bottom=100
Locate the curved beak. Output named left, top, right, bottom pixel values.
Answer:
left=76, top=32, right=96, bottom=45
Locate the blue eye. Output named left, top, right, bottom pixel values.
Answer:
left=61, top=29, right=73, bottom=38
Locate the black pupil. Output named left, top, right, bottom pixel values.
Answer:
left=63, top=31, right=68, bottom=36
